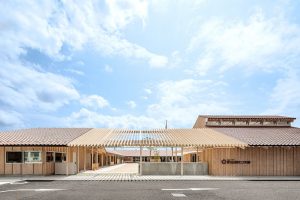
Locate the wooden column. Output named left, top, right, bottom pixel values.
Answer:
left=196, top=147, right=199, bottom=162
left=171, top=147, right=174, bottom=162
left=77, top=146, right=80, bottom=173
left=101, top=154, right=104, bottom=167
left=181, top=147, right=184, bottom=176
left=66, top=147, right=69, bottom=176
left=140, top=146, right=142, bottom=175
left=96, top=147, right=99, bottom=168
left=91, top=147, right=94, bottom=170
left=175, top=147, right=177, bottom=162
left=84, top=146, right=86, bottom=171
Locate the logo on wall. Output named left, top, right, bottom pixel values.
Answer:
left=221, top=159, right=250, bottom=164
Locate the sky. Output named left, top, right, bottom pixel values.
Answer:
left=1, top=0, right=300, bottom=130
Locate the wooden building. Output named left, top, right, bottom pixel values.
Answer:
left=0, top=128, right=122, bottom=175
left=193, top=115, right=300, bottom=176
left=1, top=115, right=300, bottom=176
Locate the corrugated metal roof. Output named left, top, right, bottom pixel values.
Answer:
left=0, top=128, right=92, bottom=146
left=212, top=127, right=300, bottom=146
left=68, top=128, right=247, bottom=147
left=198, top=115, right=296, bottom=120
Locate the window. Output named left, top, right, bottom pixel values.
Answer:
left=46, top=152, right=55, bottom=162
left=24, top=151, right=42, bottom=163
left=6, top=152, right=23, bottom=163
left=55, top=152, right=66, bottom=163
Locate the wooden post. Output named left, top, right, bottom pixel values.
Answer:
left=77, top=146, right=80, bottom=173
left=96, top=147, right=99, bottom=168
left=196, top=147, right=199, bottom=162
left=140, top=146, right=142, bottom=175
left=181, top=147, right=184, bottom=176
left=66, top=147, right=69, bottom=176
left=175, top=147, right=177, bottom=162
left=84, top=146, right=86, bottom=171
left=91, top=146, right=94, bottom=170
left=101, top=154, right=104, bottom=167
left=171, top=147, right=174, bottom=162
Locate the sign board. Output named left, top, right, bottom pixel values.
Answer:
left=221, top=159, right=250, bottom=164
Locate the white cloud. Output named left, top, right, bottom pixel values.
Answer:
left=0, top=60, right=80, bottom=112
left=0, top=110, right=24, bottom=128
left=103, top=0, right=148, bottom=31
left=144, top=89, right=152, bottom=94
left=65, top=69, right=85, bottom=76
left=66, top=108, right=161, bottom=129
left=127, top=101, right=137, bottom=109
left=265, top=70, right=300, bottom=115
left=0, top=1, right=168, bottom=67
left=188, top=10, right=300, bottom=74
left=104, top=64, right=113, bottom=73
left=80, top=95, right=110, bottom=110
left=146, top=79, right=232, bottom=127
left=66, top=78, right=233, bottom=128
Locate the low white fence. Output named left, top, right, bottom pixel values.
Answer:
left=140, top=162, right=208, bottom=175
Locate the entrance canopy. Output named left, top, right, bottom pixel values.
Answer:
left=68, top=128, right=247, bottom=148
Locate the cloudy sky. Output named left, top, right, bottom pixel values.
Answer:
left=1, top=0, right=300, bottom=130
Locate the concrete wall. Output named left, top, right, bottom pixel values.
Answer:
left=140, top=162, right=208, bottom=175
left=55, top=163, right=77, bottom=175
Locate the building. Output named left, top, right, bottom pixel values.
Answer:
left=0, top=128, right=123, bottom=175
left=193, top=115, right=300, bottom=176
left=0, top=115, right=300, bottom=176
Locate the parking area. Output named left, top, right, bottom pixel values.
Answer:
left=1, top=180, right=300, bottom=200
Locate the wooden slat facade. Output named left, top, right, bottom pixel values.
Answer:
left=0, top=146, right=111, bottom=175
left=199, top=146, right=300, bottom=176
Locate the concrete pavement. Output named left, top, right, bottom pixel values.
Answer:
left=1, top=180, right=300, bottom=200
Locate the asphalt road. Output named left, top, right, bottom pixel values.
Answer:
left=0, top=180, right=300, bottom=200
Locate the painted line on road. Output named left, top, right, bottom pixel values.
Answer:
left=162, top=188, right=219, bottom=191
left=0, top=182, right=10, bottom=186
left=172, top=193, right=186, bottom=197
left=0, top=189, right=66, bottom=193
left=10, top=181, right=28, bottom=185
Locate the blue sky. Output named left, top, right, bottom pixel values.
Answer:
left=1, top=0, right=300, bottom=130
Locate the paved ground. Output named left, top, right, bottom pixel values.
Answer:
left=1, top=180, right=300, bottom=200
left=82, top=163, right=139, bottom=174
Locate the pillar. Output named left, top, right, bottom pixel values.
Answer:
left=171, top=147, right=174, bottom=162
left=91, top=147, right=94, bottom=170
left=96, top=147, right=99, bottom=167
left=139, top=146, right=142, bottom=175
left=196, top=147, right=199, bottom=162
left=66, top=147, right=69, bottom=176
left=101, top=154, right=104, bottom=167
left=84, top=146, right=86, bottom=171
left=181, top=147, right=184, bottom=176
left=77, top=146, right=80, bottom=173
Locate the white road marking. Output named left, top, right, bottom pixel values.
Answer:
left=172, top=193, right=186, bottom=197
left=10, top=181, right=28, bottom=185
left=0, top=182, right=10, bottom=186
left=162, top=188, right=219, bottom=191
left=0, top=189, right=66, bottom=193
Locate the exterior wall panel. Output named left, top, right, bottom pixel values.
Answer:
left=203, top=147, right=300, bottom=176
